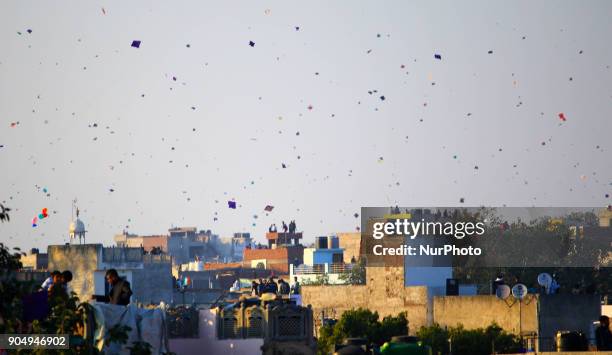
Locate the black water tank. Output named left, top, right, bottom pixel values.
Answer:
left=446, top=278, right=459, bottom=295
left=556, top=330, right=588, bottom=351
left=334, top=345, right=367, bottom=355
left=316, top=236, right=328, bottom=249
left=344, top=338, right=368, bottom=346
left=334, top=338, right=368, bottom=355
left=390, top=335, right=418, bottom=343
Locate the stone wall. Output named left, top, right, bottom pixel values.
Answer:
left=433, top=293, right=601, bottom=345
left=48, top=244, right=101, bottom=300
left=303, top=264, right=602, bottom=346
left=433, top=295, right=538, bottom=335
left=337, top=232, right=361, bottom=263
left=301, top=266, right=429, bottom=333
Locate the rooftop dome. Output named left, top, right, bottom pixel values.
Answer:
left=69, top=218, right=86, bottom=234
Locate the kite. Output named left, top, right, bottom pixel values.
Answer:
left=434, top=54, right=442, bottom=60
left=558, top=113, right=567, bottom=121
left=264, top=205, right=274, bottom=212
left=228, top=201, right=237, bottom=209
left=131, top=40, right=141, bottom=48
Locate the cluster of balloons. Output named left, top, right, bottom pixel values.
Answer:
left=32, top=208, right=48, bottom=227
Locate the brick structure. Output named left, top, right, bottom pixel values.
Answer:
left=115, top=233, right=169, bottom=252
left=243, top=246, right=304, bottom=274
left=205, top=262, right=242, bottom=270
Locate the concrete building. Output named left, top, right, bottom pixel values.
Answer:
left=114, top=232, right=169, bottom=252
left=230, top=232, right=252, bottom=260
left=115, top=227, right=246, bottom=265
left=242, top=232, right=304, bottom=274
left=291, top=235, right=351, bottom=285
left=48, top=243, right=173, bottom=304
left=301, top=266, right=601, bottom=352
left=19, top=248, right=48, bottom=270
left=304, top=236, right=344, bottom=265
left=337, top=232, right=361, bottom=263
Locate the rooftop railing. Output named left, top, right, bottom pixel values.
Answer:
left=293, top=263, right=353, bottom=275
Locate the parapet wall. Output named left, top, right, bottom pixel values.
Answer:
left=433, top=295, right=538, bottom=335
left=301, top=267, right=429, bottom=333
left=48, top=244, right=101, bottom=300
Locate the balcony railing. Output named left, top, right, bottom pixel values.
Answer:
left=293, top=263, right=353, bottom=275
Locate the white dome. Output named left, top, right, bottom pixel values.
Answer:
left=69, top=218, right=86, bottom=234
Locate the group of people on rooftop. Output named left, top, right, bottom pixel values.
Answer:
left=40, top=268, right=132, bottom=306
left=268, top=220, right=297, bottom=233
left=249, top=276, right=301, bottom=298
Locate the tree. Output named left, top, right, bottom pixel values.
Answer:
left=416, top=323, right=522, bottom=355
left=302, top=273, right=330, bottom=286
left=339, top=258, right=366, bottom=285
left=316, top=308, right=408, bottom=355
left=0, top=217, right=147, bottom=354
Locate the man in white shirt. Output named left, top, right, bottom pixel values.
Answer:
left=41, top=270, right=61, bottom=291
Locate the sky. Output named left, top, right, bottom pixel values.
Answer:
left=1, top=1, right=611, bottom=252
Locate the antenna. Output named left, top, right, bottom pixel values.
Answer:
left=511, top=284, right=528, bottom=300
left=495, top=285, right=511, bottom=300
left=537, top=273, right=552, bottom=289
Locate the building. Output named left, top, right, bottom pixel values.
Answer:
left=290, top=235, right=353, bottom=285
left=19, top=248, right=48, bottom=270
left=230, top=233, right=252, bottom=260
left=337, top=232, right=361, bottom=263
left=242, top=232, right=304, bottom=274
left=48, top=243, right=173, bottom=304
left=304, top=236, right=344, bottom=265
left=48, top=219, right=173, bottom=304
left=115, top=227, right=245, bottom=265
left=114, top=232, right=169, bottom=252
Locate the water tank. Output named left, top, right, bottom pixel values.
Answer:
left=316, top=236, right=328, bottom=249
left=328, top=236, right=339, bottom=249
left=380, top=336, right=431, bottom=355
left=446, top=279, right=459, bottom=295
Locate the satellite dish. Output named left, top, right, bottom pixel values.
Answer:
left=537, top=273, right=552, bottom=288
left=495, top=285, right=511, bottom=300
left=512, top=284, right=528, bottom=300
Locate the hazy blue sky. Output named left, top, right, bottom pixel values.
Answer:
left=1, top=1, right=611, bottom=251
